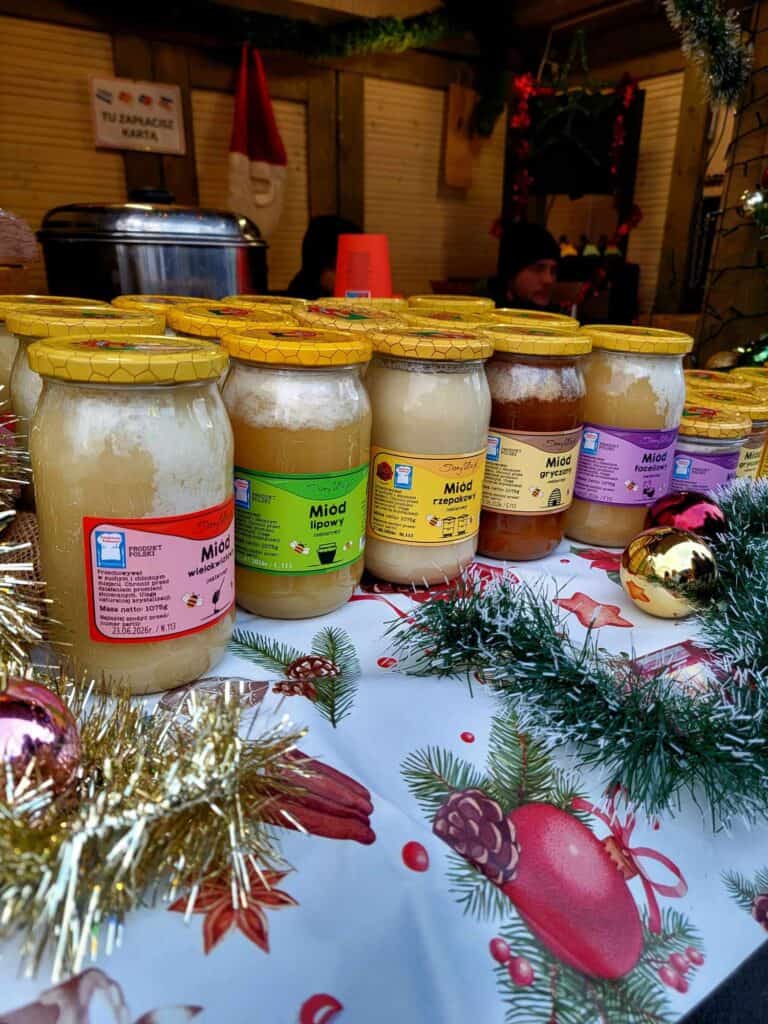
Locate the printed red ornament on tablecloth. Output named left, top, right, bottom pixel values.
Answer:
left=299, top=993, right=343, bottom=1024
left=554, top=592, right=633, bottom=629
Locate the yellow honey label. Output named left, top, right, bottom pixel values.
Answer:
left=737, top=433, right=765, bottom=479
left=482, top=427, right=582, bottom=515
left=368, top=447, right=485, bottom=545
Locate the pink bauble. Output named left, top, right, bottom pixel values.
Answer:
left=502, top=803, right=644, bottom=980
left=0, top=678, right=81, bottom=795
left=645, top=491, right=726, bottom=542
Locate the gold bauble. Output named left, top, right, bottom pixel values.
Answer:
left=620, top=527, right=718, bottom=619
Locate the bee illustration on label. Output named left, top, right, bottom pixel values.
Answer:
left=342, top=540, right=354, bottom=552
left=426, top=515, right=442, bottom=528
left=290, top=540, right=311, bottom=555
left=529, top=486, right=542, bottom=498
left=182, top=593, right=203, bottom=608
left=624, top=480, right=639, bottom=492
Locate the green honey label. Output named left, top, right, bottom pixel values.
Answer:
left=234, top=464, right=368, bottom=575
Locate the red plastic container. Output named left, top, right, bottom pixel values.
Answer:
left=334, top=234, right=392, bottom=298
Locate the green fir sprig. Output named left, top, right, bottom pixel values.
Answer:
left=723, top=866, right=768, bottom=913
left=392, top=480, right=768, bottom=827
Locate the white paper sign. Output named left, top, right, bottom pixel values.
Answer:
left=90, top=76, right=186, bottom=155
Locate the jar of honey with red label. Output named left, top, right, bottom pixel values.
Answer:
left=478, top=328, right=590, bottom=561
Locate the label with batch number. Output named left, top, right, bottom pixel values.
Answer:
left=483, top=427, right=582, bottom=515
left=573, top=424, right=678, bottom=506
left=83, top=497, right=234, bottom=643
left=234, top=464, right=368, bottom=575
left=368, top=447, right=485, bottom=545
left=671, top=447, right=739, bottom=492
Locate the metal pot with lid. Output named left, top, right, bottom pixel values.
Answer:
left=38, top=196, right=268, bottom=301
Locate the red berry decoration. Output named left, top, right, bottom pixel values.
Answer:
left=669, top=952, right=690, bottom=974
left=502, top=804, right=643, bottom=980
left=507, top=955, right=535, bottom=986
left=752, top=892, right=768, bottom=930
left=489, top=937, right=511, bottom=964
left=402, top=841, right=430, bottom=872
left=686, top=946, right=705, bottom=966
left=659, top=965, right=681, bottom=989
left=460, top=731, right=475, bottom=743
left=675, top=975, right=690, bottom=995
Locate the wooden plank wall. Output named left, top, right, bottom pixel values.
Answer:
left=0, top=15, right=126, bottom=294
left=363, top=77, right=506, bottom=296
left=192, top=90, right=309, bottom=290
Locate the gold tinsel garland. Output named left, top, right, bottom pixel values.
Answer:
left=0, top=672, right=307, bottom=980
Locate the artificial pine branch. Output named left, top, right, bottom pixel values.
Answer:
left=446, top=853, right=511, bottom=921
left=310, top=627, right=360, bottom=727
left=228, top=630, right=302, bottom=676
left=664, top=0, right=751, bottom=105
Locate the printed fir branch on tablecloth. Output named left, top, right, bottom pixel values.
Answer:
left=229, top=626, right=361, bottom=727
left=391, top=479, right=768, bottom=828
left=402, top=717, right=702, bottom=1024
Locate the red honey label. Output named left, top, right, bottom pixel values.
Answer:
left=83, top=497, right=234, bottom=644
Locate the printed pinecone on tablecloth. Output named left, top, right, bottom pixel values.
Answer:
left=272, top=679, right=318, bottom=700
left=286, top=655, right=341, bottom=680
left=433, top=788, right=520, bottom=886
left=752, top=893, right=768, bottom=929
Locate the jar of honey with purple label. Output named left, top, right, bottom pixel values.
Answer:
left=564, top=326, right=693, bottom=548
left=670, top=402, right=750, bottom=493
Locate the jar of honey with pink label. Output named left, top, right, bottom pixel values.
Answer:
left=28, top=334, right=235, bottom=694
left=564, top=326, right=693, bottom=548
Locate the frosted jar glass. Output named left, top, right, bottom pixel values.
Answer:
left=30, top=377, right=234, bottom=694
left=224, top=361, right=371, bottom=618
left=564, top=350, right=686, bottom=547
left=0, top=325, right=18, bottom=403
left=365, top=354, right=491, bottom=584
left=10, top=335, right=41, bottom=445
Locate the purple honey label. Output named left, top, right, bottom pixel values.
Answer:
left=670, top=447, right=739, bottom=493
left=574, top=424, right=678, bottom=506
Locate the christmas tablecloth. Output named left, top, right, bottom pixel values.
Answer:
left=2, top=541, right=767, bottom=1024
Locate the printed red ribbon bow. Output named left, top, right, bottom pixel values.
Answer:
left=572, top=796, right=687, bottom=934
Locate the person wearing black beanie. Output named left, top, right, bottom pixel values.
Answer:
left=286, top=215, right=362, bottom=300
left=491, top=222, right=561, bottom=309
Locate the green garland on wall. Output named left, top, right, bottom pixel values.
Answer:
left=74, top=0, right=752, bottom=135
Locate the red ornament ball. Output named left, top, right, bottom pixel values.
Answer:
left=502, top=803, right=643, bottom=980
left=686, top=946, right=705, bottom=966
left=507, top=955, right=535, bottom=987
left=0, top=678, right=81, bottom=796
left=669, top=952, right=690, bottom=974
left=489, top=937, right=511, bottom=964
left=644, top=492, right=726, bottom=542
left=402, top=841, right=429, bottom=872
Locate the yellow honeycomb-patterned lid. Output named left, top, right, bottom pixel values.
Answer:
left=685, top=369, right=751, bottom=392
left=28, top=335, right=227, bottom=385
left=370, top=328, right=493, bottom=361
left=679, top=402, right=752, bottom=439
left=489, top=308, right=579, bottom=330
left=488, top=327, right=592, bottom=356
left=167, top=301, right=295, bottom=337
left=730, top=367, right=768, bottom=384
left=112, top=294, right=212, bottom=314
left=221, top=328, right=371, bottom=366
left=296, top=303, right=403, bottom=331
left=222, top=294, right=307, bottom=309
left=7, top=305, right=164, bottom=338
left=319, top=296, right=407, bottom=309
left=407, top=294, right=495, bottom=312
left=0, top=295, right=108, bottom=322
left=401, top=310, right=491, bottom=329
left=582, top=324, right=694, bottom=355
left=687, top=385, right=768, bottom=423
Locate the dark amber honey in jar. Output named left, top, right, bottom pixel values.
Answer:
left=478, top=328, right=590, bottom=561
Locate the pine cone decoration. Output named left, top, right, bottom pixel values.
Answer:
left=286, top=655, right=340, bottom=681
left=272, top=680, right=318, bottom=700
left=433, top=788, right=520, bottom=886
left=752, top=892, right=768, bottom=930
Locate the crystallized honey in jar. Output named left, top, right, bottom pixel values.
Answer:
left=365, top=329, right=493, bottom=585
left=6, top=304, right=164, bottom=469
left=479, top=329, right=590, bottom=561
left=564, top=326, right=692, bottom=548
left=221, top=328, right=372, bottom=619
left=28, top=335, right=234, bottom=694
left=685, top=385, right=768, bottom=479
left=670, top=403, right=750, bottom=493
left=488, top=308, right=580, bottom=331
left=407, top=294, right=495, bottom=313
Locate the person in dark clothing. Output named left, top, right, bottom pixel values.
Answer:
left=286, top=215, right=362, bottom=300
left=490, top=222, right=561, bottom=309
